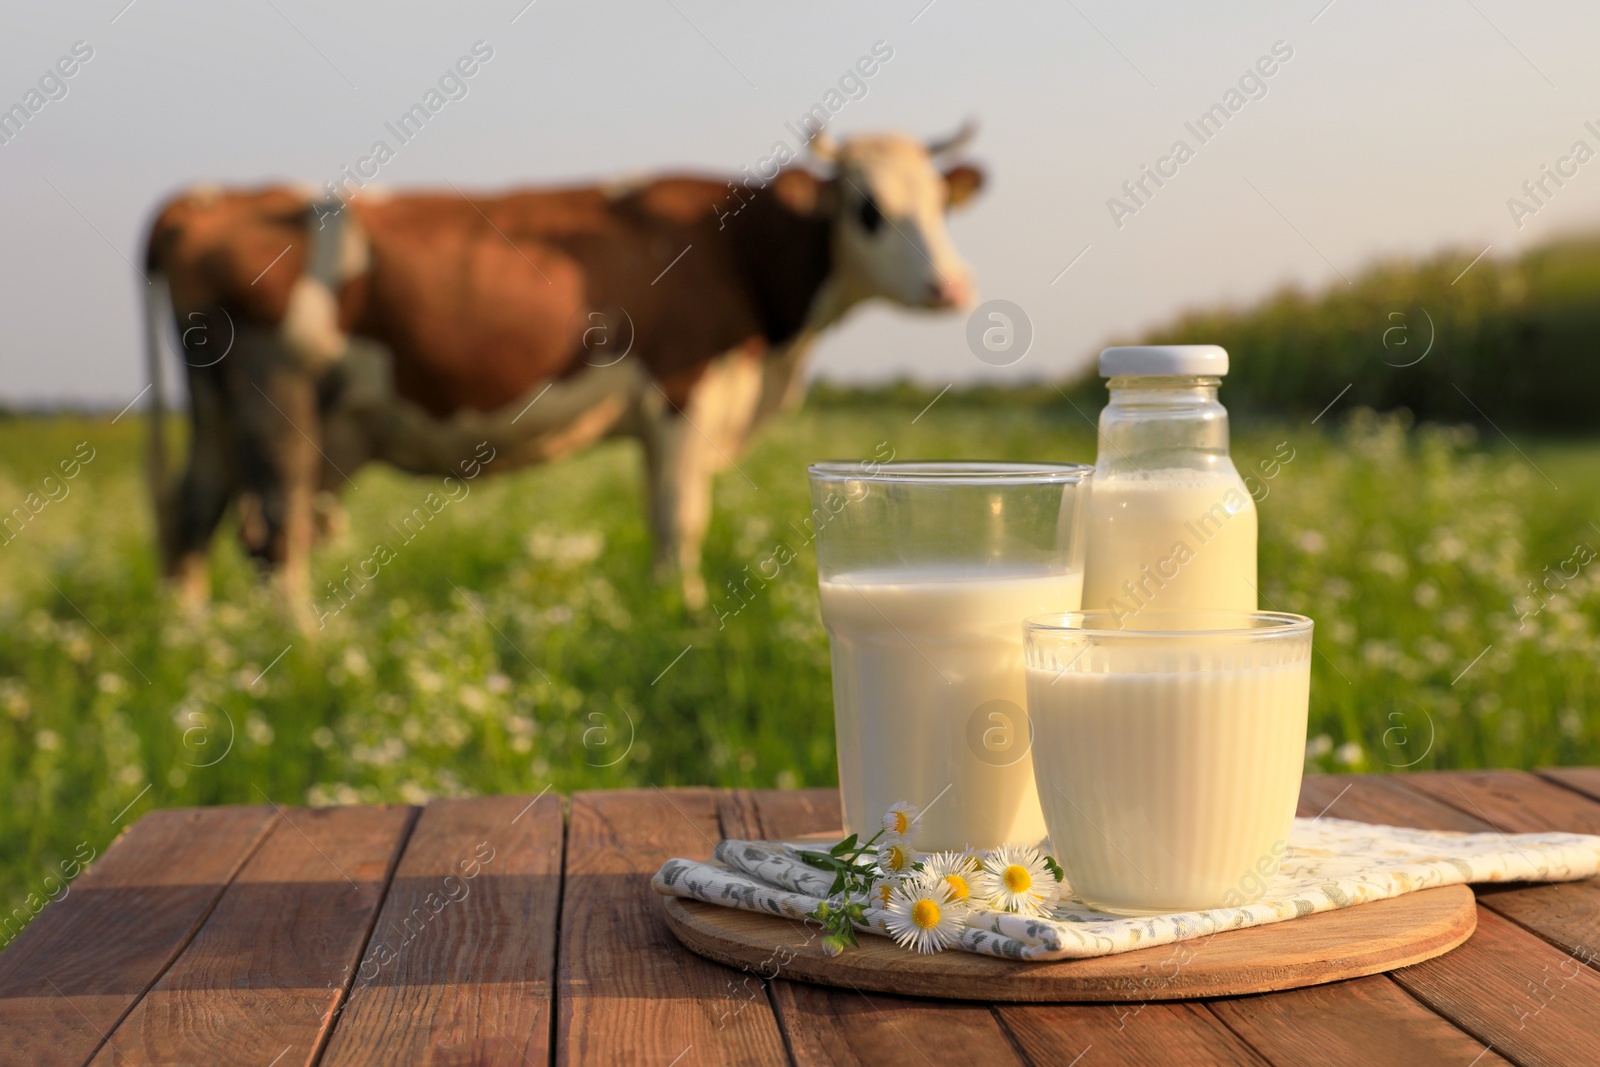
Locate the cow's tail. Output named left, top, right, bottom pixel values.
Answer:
left=142, top=227, right=175, bottom=571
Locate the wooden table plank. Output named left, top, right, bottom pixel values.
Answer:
left=1002, top=1000, right=1268, bottom=1067
left=88, top=804, right=416, bottom=1067
left=1302, top=772, right=1600, bottom=1067
left=1403, top=769, right=1600, bottom=836
left=739, top=789, right=840, bottom=844
left=774, top=982, right=1030, bottom=1066
left=1538, top=766, right=1600, bottom=805
left=318, top=793, right=564, bottom=1067
left=556, top=789, right=789, bottom=1067
left=1299, top=774, right=1488, bottom=832
left=0, top=807, right=278, bottom=1067
left=1389, top=906, right=1600, bottom=1067
left=1206, top=974, right=1512, bottom=1067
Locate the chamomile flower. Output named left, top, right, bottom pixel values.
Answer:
left=877, top=838, right=920, bottom=877
left=871, top=877, right=900, bottom=908
left=921, top=851, right=979, bottom=905
left=884, top=872, right=969, bottom=954
left=975, top=844, right=1060, bottom=917
left=881, top=800, right=922, bottom=842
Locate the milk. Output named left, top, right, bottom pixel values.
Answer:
left=1082, top=470, right=1258, bottom=616
left=818, top=568, right=1083, bottom=851
left=1026, top=656, right=1309, bottom=913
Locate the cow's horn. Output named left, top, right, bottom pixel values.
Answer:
left=808, top=128, right=839, bottom=163
left=927, top=119, right=978, bottom=158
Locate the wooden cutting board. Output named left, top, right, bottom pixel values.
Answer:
left=662, top=882, right=1477, bottom=1002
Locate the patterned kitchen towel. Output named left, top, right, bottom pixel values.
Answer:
left=652, top=817, right=1600, bottom=961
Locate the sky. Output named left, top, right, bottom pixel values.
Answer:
left=3, top=0, right=1600, bottom=407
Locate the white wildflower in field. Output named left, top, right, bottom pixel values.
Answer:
left=1365, top=551, right=1409, bottom=579
left=342, top=647, right=371, bottom=677
left=1561, top=709, right=1584, bottom=738
left=1334, top=741, right=1364, bottom=767
left=1294, top=529, right=1327, bottom=555
left=526, top=527, right=604, bottom=565
left=0, top=681, right=30, bottom=721
left=1321, top=577, right=1353, bottom=602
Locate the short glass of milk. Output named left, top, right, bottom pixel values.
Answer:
left=809, top=461, right=1092, bottom=852
left=1023, top=609, right=1313, bottom=915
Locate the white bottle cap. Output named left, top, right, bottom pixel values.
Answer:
left=1099, top=345, right=1229, bottom=377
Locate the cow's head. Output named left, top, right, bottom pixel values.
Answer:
left=807, top=124, right=985, bottom=310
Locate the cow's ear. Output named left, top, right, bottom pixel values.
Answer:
left=943, top=164, right=985, bottom=210
left=771, top=170, right=833, bottom=217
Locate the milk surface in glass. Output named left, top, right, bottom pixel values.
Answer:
left=819, top=567, right=1083, bottom=852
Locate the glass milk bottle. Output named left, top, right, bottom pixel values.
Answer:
left=1081, top=345, right=1258, bottom=617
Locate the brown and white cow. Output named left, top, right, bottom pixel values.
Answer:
left=143, top=126, right=984, bottom=619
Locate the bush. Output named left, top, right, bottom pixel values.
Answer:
left=1069, top=234, right=1600, bottom=428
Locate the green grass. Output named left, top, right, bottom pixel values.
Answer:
left=1, top=405, right=1597, bottom=935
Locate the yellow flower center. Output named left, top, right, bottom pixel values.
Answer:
left=891, top=811, right=909, bottom=834
left=911, top=898, right=941, bottom=929
left=876, top=883, right=893, bottom=905
left=943, top=874, right=970, bottom=902
left=885, top=845, right=908, bottom=871
left=1003, top=864, right=1032, bottom=893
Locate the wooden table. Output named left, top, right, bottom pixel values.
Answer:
left=5, top=771, right=1600, bottom=1066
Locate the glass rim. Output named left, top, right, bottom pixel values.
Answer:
left=1024, top=609, right=1313, bottom=638
left=807, top=460, right=1093, bottom=486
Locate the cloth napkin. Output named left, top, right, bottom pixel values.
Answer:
left=652, top=816, right=1600, bottom=961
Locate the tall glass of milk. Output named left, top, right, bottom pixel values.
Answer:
left=809, top=461, right=1092, bottom=852
left=1082, top=346, right=1258, bottom=619
left=1024, top=609, right=1313, bottom=914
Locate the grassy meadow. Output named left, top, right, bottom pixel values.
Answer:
left=1, top=403, right=1598, bottom=930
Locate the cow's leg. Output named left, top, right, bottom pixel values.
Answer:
left=229, top=328, right=322, bottom=630
left=312, top=490, right=347, bottom=545
left=166, top=364, right=235, bottom=606
left=671, top=430, right=716, bottom=613
left=642, top=348, right=765, bottom=611
left=312, top=365, right=368, bottom=547
left=642, top=411, right=707, bottom=608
